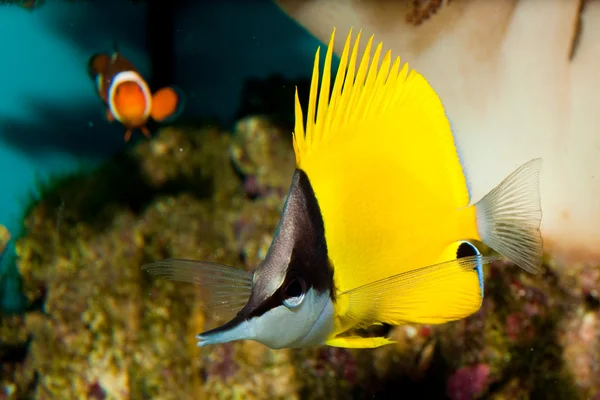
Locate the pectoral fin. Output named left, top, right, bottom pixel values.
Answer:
left=142, top=259, right=253, bottom=322
left=338, top=254, right=499, bottom=328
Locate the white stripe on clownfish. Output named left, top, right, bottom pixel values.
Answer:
left=107, top=70, right=152, bottom=123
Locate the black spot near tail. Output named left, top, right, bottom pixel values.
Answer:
left=456, top=241, right=480, bottom=272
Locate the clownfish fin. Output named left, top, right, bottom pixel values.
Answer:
left=326, top=335, right=395, bottom=349
left=150, top=86, right=185, bottom=123
left=141, top=125, right=151, bottom=139
left=88, top=53, right=110, bottom=80
left=337, top=254, right=500, bottom=329
left=124, top=129, right=133, bottom=143
left=106, top=109, right=115, bottom=122
left=18, top=0, right=42, bottom=10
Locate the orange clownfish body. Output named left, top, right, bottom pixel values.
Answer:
left=88, top=52, right=182, bottom=142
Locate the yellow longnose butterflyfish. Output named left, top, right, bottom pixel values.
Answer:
left=143, top=27, right=543, bottom=349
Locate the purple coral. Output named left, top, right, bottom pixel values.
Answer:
left=305, top=347, right=357, bottom=385
left=243, top=175, right=262, bottom=198
left=446, top=364, right=490, bottom=400
left=206, top=343, right=239, bottom=380
left=505, top=311, right=535, bottom=342
left=87, top=382, right=106, bottom=400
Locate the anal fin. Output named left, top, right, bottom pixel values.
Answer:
left=326, top=335, right=395, bottom=349
left=124, top=129, right=133, bottom=143
left=141, top=125, right=151, bottom=138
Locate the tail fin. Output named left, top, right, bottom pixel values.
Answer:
left=474, top=158, right=543, bottom=274
left=150, top=86, right=185, bottom=123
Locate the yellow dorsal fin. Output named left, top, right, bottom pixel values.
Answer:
left=292, top=28, right=474, bottom=313
left=292, top=28, right=470, bottom=210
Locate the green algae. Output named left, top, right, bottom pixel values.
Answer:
left=0, top=226, right=27, bottom=314
left=5, top=121, right=300, bottom=399
left=17, top=127, right=239, bottom=399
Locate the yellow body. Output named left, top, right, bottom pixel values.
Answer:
left=143, top=27, right=541, bottom=352
left=292, top=29, right=485, bottom=347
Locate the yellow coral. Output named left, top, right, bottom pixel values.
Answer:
left=0, top=224, right=10, bottom=255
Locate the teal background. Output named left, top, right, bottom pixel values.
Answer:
left=0, top=0, right=331, bottom=310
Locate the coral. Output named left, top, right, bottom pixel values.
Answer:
left=228, top=116, right=296, bottom=268
left=555, top=256, right=600, bottom=399
left=0, top=227, right=33, bottom=399
left=569, top=0, right=587, bottom=60
left=406, top=0, right=452, bottom=26
left=0, top=313, right=32, bottom=400
left=9, top=118, right=306, bottom=399
left=293, top=346, right=358, bottom=400
left=446, top=364, right=490, bottom=400
left=0, top=226, right=9, bottom=255
left=5, top=114, right=600, bottom=399
left=229, top=115, right=295, bottom=201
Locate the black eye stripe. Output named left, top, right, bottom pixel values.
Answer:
left=284, top=170, right=334, bottom=298
left=246, top=289, right=284, bottom=318
left=245, top=271, right=305, bottom=318
left=283, top=278, right=304, bottom=299
left=209, top=169, right=336, bottom=332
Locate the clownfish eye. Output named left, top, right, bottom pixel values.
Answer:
left=282, top=276, right=306, bottom=309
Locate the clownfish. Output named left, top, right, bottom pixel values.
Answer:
left=17, top=0, right=43, bottom=10
left=143, top=28, right=543, bottom=349
left=88, top=51, right=183, bottom=142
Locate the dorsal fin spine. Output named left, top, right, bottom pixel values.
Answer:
left=344, top=35, right=373, bottom=127
left=322, top=28, right=352, bottom=146
left=355, top=42, right=382, bottom=122
left=329, top=30, right=360, bottom=144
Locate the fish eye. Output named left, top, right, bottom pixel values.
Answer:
left=281, top=276, right=306, bottom=309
